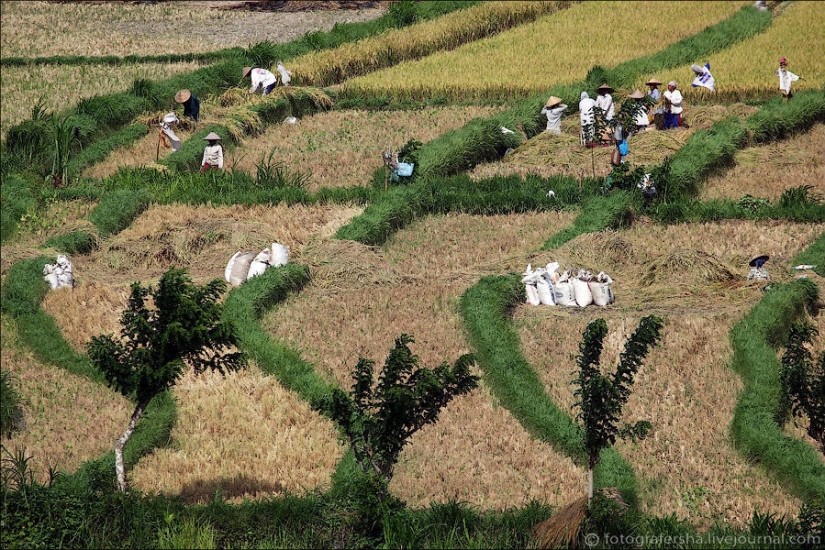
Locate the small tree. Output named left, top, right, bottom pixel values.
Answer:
left=779, top=321, right=825, bottom=454
left=572, top=315, right=663, bottom=502
left=87, top=268, right=245, bottom=492
left=314, top=334, right=479, bottom=503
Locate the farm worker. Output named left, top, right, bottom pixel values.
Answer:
left=200, top=132, right=223, bottom=173
left=275, top=61, right=292, bottom=86
left=691, top=63, right=715, bottom=92
left=646, top=78, right=664, bottom=130
left=777, top=57, right=804, bottom=99
left=595, top=83, right=615, bottom=143
left=595, top=84, right=615, bottom=121
left=541, top=96, right=567, bottom=134
left=662, top=80, right=683, bottom=130
left=243, top=66, right=277, bottom=95
left=578, top=91, right=597, bottom=145
left=175, top=89, right=200, bottom=123
left=626, top=90, right=649, bottom=135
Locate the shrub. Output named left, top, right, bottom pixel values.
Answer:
left=44, top=230, right=97, bottom=256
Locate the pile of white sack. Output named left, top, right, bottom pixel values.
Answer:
left=522, top=262, right=614, bottom=307
left=224, top=243, right=289, bottom=286
left=44, top=254, right=74, bottom=290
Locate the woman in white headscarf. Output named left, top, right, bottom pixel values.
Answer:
left=578, top=91, right=596, bottom=145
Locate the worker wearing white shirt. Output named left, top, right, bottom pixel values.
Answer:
left=663, top=80, right=683, bottom=129
left=201, top=132, right=224, bottom=173
left=578, top=91, right=597, bottom=145
left=595, top=83, right=615, bottom=121
left=541, top=96, right=567, bottom=134
left=243, top=66, right=277, bottom=95
left=777, top=57, right=803, bottom=99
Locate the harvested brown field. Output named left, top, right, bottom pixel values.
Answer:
left=469, top=104, right=758, bottom=182
left=0, top=315, right=132, bottom=484
left=701, top=123, right=825, bottom=201
left=0, top=1, right=386, bottom=58
left=233, top=105, right=508, bottom=191
left=129, top=364, right=346, bottom=504
left=264, top=210, right=585, bottom=509
left=515, top=220, right=825, bottom=528
left=85, top=104, right=506, bottom=185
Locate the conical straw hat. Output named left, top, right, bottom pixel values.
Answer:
left=203, top=132, right=222, bottom=141
left=545, top=96, right=563, bottom=108
left=174, top=89, right=191, bottom=103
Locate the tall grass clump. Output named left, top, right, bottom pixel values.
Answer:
left=729, top=278, right=825, bottom=503
left=88, top=189, right=151, bottom=238
left=0, top=175, right=36, bottom=243
left=1, top=370, right=25, bottom=438
left=44, top=231, right=97, bottom=256
left=459, top=274, right=639, bottom=505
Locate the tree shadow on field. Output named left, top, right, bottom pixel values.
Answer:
left=179, top=475, right=286, bottom=504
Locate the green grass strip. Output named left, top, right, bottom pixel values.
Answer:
left=791, top=230, right=825, bottom=278
left=222, top=264, right=337, bottom=404
left=729, top=278, right=825, bottom=503
left=88, top=188, right=151, bottom=238
left=542, top=191, right=634, bottom=249
left=65, top=123, right=149, bottom=178
left=460, top=273, right=638, bottom=505
left=0, top=174, right=36, bottom=244
left=221, top=264, right=359, bottom=482
left=0, top=256, right=176, bottom=491
left=0, top=50, right=244, bottom=67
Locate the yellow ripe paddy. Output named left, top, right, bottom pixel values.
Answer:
left=648, top=0, right=825, bottom=101
left=340, top=1, right=750, bottom=100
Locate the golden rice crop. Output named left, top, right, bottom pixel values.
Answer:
left=129, top=365, right=345, bottom=504
left=340, top=1, right=749, bottom=101
left=290, top=1, right=567, bottom=86
left=632, top=1, right=825, bottom=102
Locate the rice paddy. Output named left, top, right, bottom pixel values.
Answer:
left=339, top=1, right=749, bottom=100
left=2, top=0, right=823, bottom=538
left=515, top=220, right=824, bottom=527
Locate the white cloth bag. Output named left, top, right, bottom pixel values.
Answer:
left=589, top=272, right=615, bottom=306
left=226, top=251, right=256, bottom=286
left=270, top=243, right=289, bottom=267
